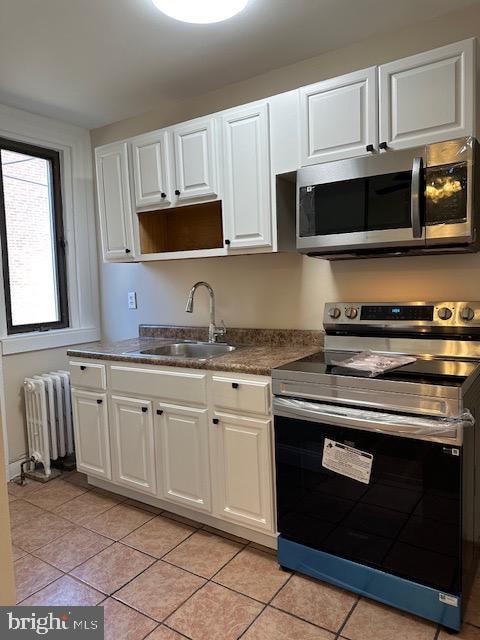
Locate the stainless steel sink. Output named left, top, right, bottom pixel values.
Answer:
left=125, top=342, right=236, bottom=360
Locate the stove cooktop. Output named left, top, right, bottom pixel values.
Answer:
left=274, top=350, right=480, bottom=387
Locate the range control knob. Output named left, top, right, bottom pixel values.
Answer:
left=345, top=307, right=358, bottom=320
left=438, top=307, right=453, bottom=321
left=328, top=307, right=341, bottom=319
left=461, top=307, right=475, bottom=322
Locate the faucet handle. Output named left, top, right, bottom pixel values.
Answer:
left=215, top=320, right=227, bottom=340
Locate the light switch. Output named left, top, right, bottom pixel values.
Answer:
left=127, top=291, right=137, bottom=309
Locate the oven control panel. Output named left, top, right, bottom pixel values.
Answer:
left=360, top=305, right=434, bottom=321
left=325, top=302, right=480, bottom=328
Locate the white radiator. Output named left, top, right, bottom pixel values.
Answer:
left=23, top=371, right=74, bottom=477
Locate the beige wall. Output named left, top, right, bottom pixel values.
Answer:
left=92, top=4, right=480, bottom=342
left=0, top=416, right=15, bottom=604
left=4, top=348, right=69, bottom=465
left=92, top=4, right=480, bottom=146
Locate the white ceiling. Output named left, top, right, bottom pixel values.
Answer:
left=0, top=0, right=478, bottom=129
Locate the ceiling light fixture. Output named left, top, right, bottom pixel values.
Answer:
left=151, top=0, right=249, bottom=24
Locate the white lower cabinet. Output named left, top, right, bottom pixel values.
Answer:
left=212, top=411, right=274, bottom=532
left=155, top=402, right=211, bottom=511
left=71, top=389, right=111, bottom=480
left=110, top=395, right=156, bottom=495
left=70, top=361, right=274, bottom=537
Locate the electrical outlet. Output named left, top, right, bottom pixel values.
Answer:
left=127, top=291, right=137, bottom=310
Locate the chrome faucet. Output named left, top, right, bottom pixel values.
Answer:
left=185, top=282, right=226, bottom=344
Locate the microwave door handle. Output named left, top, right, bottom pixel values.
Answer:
left=411, top=156, right=424, bottom=238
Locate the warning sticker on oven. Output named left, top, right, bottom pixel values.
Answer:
left=322, top=439, right=373, bottom=484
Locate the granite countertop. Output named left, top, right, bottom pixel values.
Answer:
left=67, top=326, right=323, bottom=376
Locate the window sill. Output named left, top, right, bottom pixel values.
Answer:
left=0, top=326, right=100, bottom=356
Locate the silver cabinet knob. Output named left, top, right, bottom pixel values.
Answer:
left=438, top=307, right=453, bottom=320
left=328, top=307, right=341, bottom=319
left=345, top=307, right=358, bottom=320
left=461, top=307, right=475, bottom=321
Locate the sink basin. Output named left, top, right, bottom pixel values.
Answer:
left=126, top=342, right=236, bottom=360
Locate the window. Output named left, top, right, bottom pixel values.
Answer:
left=0, top=138, right=68, bottom=334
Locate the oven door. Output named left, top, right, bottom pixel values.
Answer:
left=297, top=147, right=426, bottom=254
left=273, top=398, right=462, bottom=594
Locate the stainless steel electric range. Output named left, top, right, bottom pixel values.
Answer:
left=272, top=301, right=480, bottom=631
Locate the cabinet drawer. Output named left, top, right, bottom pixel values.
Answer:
left=110, top=365, right=207, bottom=404
left=70, top=361, right=106, bottom=390
left=211, top=375, right=271, bottom=415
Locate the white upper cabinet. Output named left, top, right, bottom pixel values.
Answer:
left=95, top=142, right=135, bottom=261
left=110, top=395, right=156, bottom=495
left=131, top=131, right=172, bottom=209
left=94, top=38, right=476, bottom=262
left=269, top=89, right=301, bottom=175
left=221, top=102, right=272, bottom=250
left=300, top=67, right=378, bottom=166
left=379, top=39, right=475, bottom=150
left=173, top=118, right=218, bottom=202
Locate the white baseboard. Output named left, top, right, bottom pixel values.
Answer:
left=8, top=459, right=25, bottom=480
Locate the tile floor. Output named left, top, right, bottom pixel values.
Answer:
left=7, top=472, right=480, bottom=640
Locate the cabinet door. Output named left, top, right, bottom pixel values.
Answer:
left=173, top=119, right=218, bottom=201
left=111, top=396, right=156, bottom=495
left=71, top=389, right=111, bottom=480
left=270, top=89, right=301, bottom=174
left=222, top=102, right=272, bottom=249
left=95, top=142, right=135, bottom=261
left=156, top=402, right=211, bottom=511
left=300, top=67, right=378, bottom=166
left=131, top=131, right=172, bottom=209
left=379, top=39, right=475, bottom=150
left=212, top=412, right=274, bottom=532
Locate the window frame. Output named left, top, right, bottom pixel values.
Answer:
left=0, top=137, right=69, bottom=334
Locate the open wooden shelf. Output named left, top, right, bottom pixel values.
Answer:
left=138, top=201, right=224, bottom=254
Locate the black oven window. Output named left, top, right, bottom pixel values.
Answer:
left=275, top=416, right=462, bottom=594
left=299, top=171, right=412, bottom=237
left=299, top=177, right=366, bottom=236
left=367, top=171, right=412, bottom=231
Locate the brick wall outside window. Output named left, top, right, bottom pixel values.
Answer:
left=1, top=149, right=59, bottom=326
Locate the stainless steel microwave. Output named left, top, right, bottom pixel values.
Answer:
left=297, top=137, right=479, bottom=259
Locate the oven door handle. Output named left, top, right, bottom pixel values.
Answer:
left=411, top=156, right=424, bottom=239
left=273, top=397, right=468, bottom=444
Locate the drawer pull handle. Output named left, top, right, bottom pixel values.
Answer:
left=142, top=407, right=148, bottom=413
left=212, top=418, right=219, bottom=424
left=80, top=366, right=87, bottom=371
left=231, top=383, right=239, bottom=389
left=96, top=399, right=103, bottom=404
left=156, top=409, right=164, bottom=415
